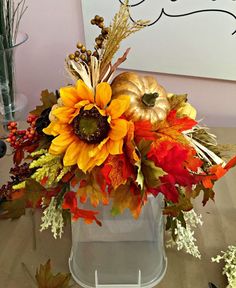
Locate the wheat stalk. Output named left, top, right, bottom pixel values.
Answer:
left=100, top=0, right=149, bottom=72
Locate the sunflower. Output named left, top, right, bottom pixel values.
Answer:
left=43, top=80, right=130, bottom=173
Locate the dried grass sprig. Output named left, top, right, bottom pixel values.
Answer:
left=100, top=0, right=149, bottom=72
left=217, top=144, right=236, bottom=161
left=187, top=126, right=221, bottom=156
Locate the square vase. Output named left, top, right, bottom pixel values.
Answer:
left=69, top=194, right=167, bottom=288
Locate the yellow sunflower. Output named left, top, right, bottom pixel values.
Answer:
left=43, top=80, right=130, bottom=173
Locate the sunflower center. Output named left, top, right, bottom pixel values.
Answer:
left=73, top=106, right=110, bottom=144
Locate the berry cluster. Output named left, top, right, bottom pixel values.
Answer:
left=0, top=163, right=32, bottom=200
left=68, top=15, right=109, bottom=65
left=6, top=115, right=39, bottom=149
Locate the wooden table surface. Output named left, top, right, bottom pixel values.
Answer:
left=0, top=127, right=236, bottom=288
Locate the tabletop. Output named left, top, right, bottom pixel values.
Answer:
left=0, top=127, right=236, bottom=288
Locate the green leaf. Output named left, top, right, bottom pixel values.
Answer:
left=168, top=94, right=188, bottom=111
left=30, top=90, right=57, bottom=116
left=142, top=160, right=166, bottom=188
left=35, top=259, right=71, bottom=288
left=137, top=139, right=152, bottom=157
left=0, top=198, right=26, bottom=220
left=177, top=211, right=186, bottom=229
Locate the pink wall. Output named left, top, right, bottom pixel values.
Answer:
left=16, top=0, right=236, bottom=127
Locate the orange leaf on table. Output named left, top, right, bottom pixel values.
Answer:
left=35, top=259, right=71, bottom=288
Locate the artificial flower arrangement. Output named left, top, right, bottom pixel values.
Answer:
left=0, top=1, right=236, bottom=254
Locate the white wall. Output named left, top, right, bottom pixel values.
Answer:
left=16, top=0, right=236, bottom=127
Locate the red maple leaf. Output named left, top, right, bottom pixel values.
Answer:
left=134, top=120, right=156, bottom=143
left=147, top=141, right=201, bottom=202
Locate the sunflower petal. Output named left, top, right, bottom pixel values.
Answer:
left=49, top=132, right=75, bottom=155
left=52, top=107, right=75, bottom=124
left=63, top=140, right=83, bottom=166
left=95, top=82, right=112, bottom=109
left=76, top=80, right=94, bottom=103
left=109, top=119, right=128, bottom=141
left=77, top=142, right=93, bottom=173
left=107, top=95, right=130, bottom=119
left=87, top=144, right=109, bottom=171
left=74, top=100, right=90, bottom=109
left=43, top=122, right=72, bottom=136
left=107, top=139, right=124, bottom=155
left=60, top=86, right=80, bottom=107
left=88, top=137, right=109, bottom=158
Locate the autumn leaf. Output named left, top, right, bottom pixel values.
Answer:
left=137, top=139, right=152, bottom=157
left=30, top=90, right=57, bottom=116
left=101, top=154, right=135, bottom=190
left=163, top=195, right=193, bottom=217
left=193, top=184, right=215, bottom=206
left=62, top=191, right=102, bottom=226
left=13, top=148, right=24, bottom=165
left=76, top=170, right=109, bottom=207
left=134, top=120, right=156, bottom=143
left=25, top=178, right=45, bottom=208
left=142, top=159, right=166, bottom=188
left=224, top=155, right=236, bottom=170
left=155, top=110, right=197, bottom=143
left=35, top=259, right=71, bottom=288
left=77, top=181, right=108, bottom=207
left=0, top=197, right=26, bottom=220
left=168, top=94, right=188, bottom=111
left=147, top=141, right=200, bottom=202
left=111, top=183, right=143, bottom=219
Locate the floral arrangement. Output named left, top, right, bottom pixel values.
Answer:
left=0, top=1, right=236, bottom=246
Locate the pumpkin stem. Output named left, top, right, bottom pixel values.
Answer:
left=141, top=93, right=159, bottom=107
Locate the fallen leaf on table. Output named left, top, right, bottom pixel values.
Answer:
left=35, top=259, right=71, bottom=288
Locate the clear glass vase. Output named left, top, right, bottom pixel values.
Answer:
left=0, top=32, right=28, bottom=132
left=69, top=194, right=167, bottom=288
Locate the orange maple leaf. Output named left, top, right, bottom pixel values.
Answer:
left=155, top=110, right=197, bottom=143
left=111, top=183, right=145, bottom=219
left=101, top=154, right=135, bottom=190
left=62, top=191, right=101, bottom=226
left=202, top=156, right=236, bottom=189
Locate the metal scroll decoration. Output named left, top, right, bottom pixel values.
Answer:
left=119, top=0, right=236, bottom=35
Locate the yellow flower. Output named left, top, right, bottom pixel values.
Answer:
left=43, top=80, right=130, bottom=173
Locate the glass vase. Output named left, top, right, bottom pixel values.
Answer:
left=69, top=194, right=167, bottom=288
left=0, top=32, right=28, bottom=132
